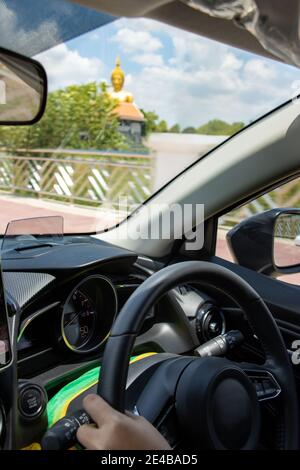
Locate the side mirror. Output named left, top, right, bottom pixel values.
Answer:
left=0, top=47, right=47, bottom=124
left=226, top=208, right=300, bottom=276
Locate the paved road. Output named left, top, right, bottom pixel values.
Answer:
left=0, top=195, right=122, bottom=233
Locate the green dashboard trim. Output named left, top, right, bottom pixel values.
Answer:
left=47, top=353, right=157, bottom=427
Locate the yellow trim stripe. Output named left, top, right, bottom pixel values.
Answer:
left=58, top=352, right=157, bottom=421
left=22, top=442, right=42, bottom=451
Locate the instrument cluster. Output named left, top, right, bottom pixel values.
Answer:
left=61, top=275, right=117, bottom=354
left=17, top=274, right=119, bottom=361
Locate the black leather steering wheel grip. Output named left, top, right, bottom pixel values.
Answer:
left=98, top=261, right=299, bottom=449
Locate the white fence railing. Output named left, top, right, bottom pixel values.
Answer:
left=0, top=146, right=299, bottom=229
left=0, top=148, right=154, bottom=212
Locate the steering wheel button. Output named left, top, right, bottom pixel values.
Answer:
left=253, top=380, right=264, bottom=398
left=261, top=379, right=276, bottom=398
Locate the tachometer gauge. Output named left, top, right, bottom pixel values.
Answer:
left=61, top=275, right=117, bottom=353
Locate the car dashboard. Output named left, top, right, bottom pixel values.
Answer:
left=0, top=235, right=267, bottom=400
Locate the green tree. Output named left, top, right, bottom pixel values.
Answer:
left=141, top=110, right=169, bottom=134
left=156, top=120, right=168, bottom=133
left=197, top=119, right=244, bottom=136
left=169, top=123, right=181, bottom=133
left=141, top=110, right=159, bottom=135
left=182, top=126, right=197, bottom=134
left=0, top=82, right=126, bottom=150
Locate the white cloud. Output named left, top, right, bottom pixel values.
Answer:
left=133, top=53, right=164, bottom=67
left=113, top=17, right=164, bottom=33
left=111, top=28, right=162, bottom=54
left=111, top=18, right=300, bottom=127
left=221, top=52, right=243, bottom=71
left=243, top=58, right=277, bottom=80
left=30, top=16, right=300, bottom=127
left=36, top=44, right=104, bottom=90
left=0, top=2, right=59, bottom=56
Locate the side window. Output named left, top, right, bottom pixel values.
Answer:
left=216, top=178, right=300, bottom=286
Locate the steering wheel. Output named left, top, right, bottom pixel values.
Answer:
left=44, top=261, right=299, bottom=449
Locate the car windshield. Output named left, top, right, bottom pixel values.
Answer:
left=0, top=0, right=299, bottom=234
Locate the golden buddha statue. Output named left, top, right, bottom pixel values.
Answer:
left=109, top=57, right=133, bottom=103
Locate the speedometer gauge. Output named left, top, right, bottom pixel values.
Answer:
left=62, top=290, right=97, bottom=349
left=61, top=275, right=117, bottom=353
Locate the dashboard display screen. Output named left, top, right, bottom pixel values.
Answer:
left=0, top=267, right=11, bottom=366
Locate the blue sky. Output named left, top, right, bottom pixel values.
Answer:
left=1, top=0, right=300, bottom=128
left=33, top=16, right=300, bottom=128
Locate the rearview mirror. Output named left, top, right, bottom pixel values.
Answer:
left=226, top=208, right=300, bottom=277
left=0, top=47, right=47, bottom=124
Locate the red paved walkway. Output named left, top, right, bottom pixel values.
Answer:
left=0, top=196, right=122, bottom=233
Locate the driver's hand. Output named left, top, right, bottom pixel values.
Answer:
left=76, top=394, right=171, bottom=450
